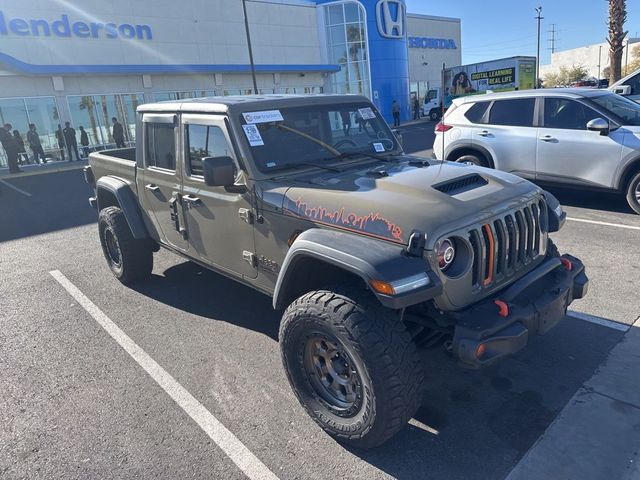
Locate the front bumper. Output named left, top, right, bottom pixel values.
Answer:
left=451, top=254, right=588, bottom=369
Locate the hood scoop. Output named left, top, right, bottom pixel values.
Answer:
left=433, top=173, right=488, bottom=195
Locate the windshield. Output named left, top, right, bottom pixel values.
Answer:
left=590, top=93, right=640, bottom=126
left=238, top=102, right=400, bottom=173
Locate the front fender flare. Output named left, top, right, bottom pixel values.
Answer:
left=273, top=229, right=442, bottom=310
left=96, top=176, right=149, bottom=240
left=541, top=190, right=566, bottom=233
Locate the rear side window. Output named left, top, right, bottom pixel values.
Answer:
left=465, top=101, right=490, bottom=124
left=146, top=123, right=176, bottom=170
left=185, top=124, right=232, bottom=177
left=488, top=98, right=536, bottom=127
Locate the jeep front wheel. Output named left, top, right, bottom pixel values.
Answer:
left=625, top=171, right=640, bottom=215
left=279, top=287, right=423, bottom=448
left=98, top=206, right=153, bottom=284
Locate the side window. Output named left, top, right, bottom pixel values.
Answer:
left=185, top=124, right=232, bottom=177
left=488, top=98, right=536, bottom=127
left=544, top=98, right=599, bottom=130
left=465, top=101, right=490, bottom=124
left=146, top=123, right=176, bottom=170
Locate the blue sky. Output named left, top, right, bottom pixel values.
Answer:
left=406, top=0, right=640, bottom=66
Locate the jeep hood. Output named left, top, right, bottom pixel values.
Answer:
left=274, top=159, right=541, bottom=247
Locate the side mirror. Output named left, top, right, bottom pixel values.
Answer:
left=202, top=156, right=236, bottom=187
left=587, top=118, right=610, bottom=136
left=392, top=129, right=404, bottom=148
left=613, top=85, right=632, bottom=96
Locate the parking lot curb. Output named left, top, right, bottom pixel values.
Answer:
left=506, top=316, right=640, bottom=480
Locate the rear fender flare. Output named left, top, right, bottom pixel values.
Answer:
left=96, top=177, right=149, bottom=240
left=273, top=229, right=442, bottom=310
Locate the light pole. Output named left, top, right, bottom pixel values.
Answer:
left=598, top=45, right=602, bottom=79
left=535, top=6, right=543, bottom=89
left=241, top=0, right=259, bottom=94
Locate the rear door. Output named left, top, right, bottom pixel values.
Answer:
left=472, top=97, right=538, bottom=179
left=536, top=97, right=623, bottom=188
left=139, top=114, right=189, bottom=252
left=180, top=114, right=257, bottom=279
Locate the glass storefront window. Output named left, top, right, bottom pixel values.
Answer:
left=324, top=2, right=370, bottom=99
left=0, top=96, right=61, bottom=167
left=68, top=93, right=143, bottom=150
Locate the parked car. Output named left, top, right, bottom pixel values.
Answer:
left=433, top=88, right=640, bottom=214
left=85, top=94, right=587, bottom=448
left=610, top=67, right=640, bottom=102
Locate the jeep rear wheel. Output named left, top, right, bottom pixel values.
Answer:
left=625, top=171, right=640, bottom=215
left=98, top=206, right=153, bottom=284
left=279, top=287, right=423, bottom=448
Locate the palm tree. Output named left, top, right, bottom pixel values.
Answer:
left=607, top=0, right=628, bottom=83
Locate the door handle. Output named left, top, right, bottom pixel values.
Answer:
left=478, top=130, right=491, bottom=137
left=145, top=184, right=160, bottom=192
left=540, top=135, right=557, bottom=142
left=183, top=194, right=202, bottom=208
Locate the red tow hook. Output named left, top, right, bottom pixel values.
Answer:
left=494, top=300, right=509, bottom=317
left=560, top=258, right=573, bottom=271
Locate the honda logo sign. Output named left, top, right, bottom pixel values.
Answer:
left=376, top=0, right=406, bottom=39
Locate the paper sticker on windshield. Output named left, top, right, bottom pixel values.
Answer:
left=243, top=110, right=284, bottom=124
left=373, top=142, right=385, bottom=153
left=242, top=124, right=264, bottom=146
left=358, top=107, right=376, bottom=120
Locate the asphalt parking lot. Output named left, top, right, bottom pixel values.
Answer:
left=1, top=122, right=639, bottom=479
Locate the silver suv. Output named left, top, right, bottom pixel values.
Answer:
left=433, top=88, right=640, bottom=214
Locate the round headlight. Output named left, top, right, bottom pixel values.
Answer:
left=437, top=238, right=456, bottom=271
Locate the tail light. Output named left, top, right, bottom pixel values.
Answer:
left=435, top=123, right=453, bottom=133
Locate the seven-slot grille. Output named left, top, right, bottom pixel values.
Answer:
left=469, top=197, right=548, bottom=289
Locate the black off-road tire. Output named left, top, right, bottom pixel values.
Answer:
left=279, top=287, right=423, bottom=449
left=456, top=153, right=489, bottom=168
left=625, top=171, right=640, bottom=215
left=98, top=206, right=153, bottom=284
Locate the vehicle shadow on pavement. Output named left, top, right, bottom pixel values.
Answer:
left=348, top=317, right=624, bottom=480
left=131, top=261, right=281, bottom=341
left=128, top=260, right=624, bottom=479
left=541, top=185, right=634, bottom=215
left=0, top=170, right=96, bottom=242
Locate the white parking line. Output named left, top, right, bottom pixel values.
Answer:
left=568, top=311, right=630, bottom=332
left=567, top=217, right=640, bottom=231
left=49, top=270, right=279, bottom=480
left=0, top=178, right=32, bottom=197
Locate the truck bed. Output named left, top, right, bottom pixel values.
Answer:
left=89, top=148, right=137, bottom=184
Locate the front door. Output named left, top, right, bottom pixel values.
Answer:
left=180, top=114, right=257, bottom=279
left=140, top=114, right=189, bottom=251
left=536, top=97, right=623, bottom=188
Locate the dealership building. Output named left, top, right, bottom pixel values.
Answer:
left=0, top=0, right=460, bottom=166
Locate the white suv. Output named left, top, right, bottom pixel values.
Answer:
left=433, top=88, right=640, bottom=214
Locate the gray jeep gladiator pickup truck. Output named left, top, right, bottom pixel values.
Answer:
left=85, top=94, right=588, bottom=448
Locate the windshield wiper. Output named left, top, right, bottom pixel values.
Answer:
left=266, top=161, right=342, bottom=174
left=330, top=150, right=401, bottom=164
